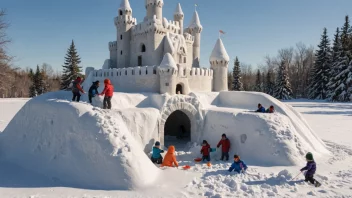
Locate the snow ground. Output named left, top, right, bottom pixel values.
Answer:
left=0, top=99, right=351, bottom=197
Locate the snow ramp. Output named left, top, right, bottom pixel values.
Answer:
left=0, top=91, right=161, bottom=190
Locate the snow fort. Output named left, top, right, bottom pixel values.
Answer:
left=0, top=0, right=329, bottom=190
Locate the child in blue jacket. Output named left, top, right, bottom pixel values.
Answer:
left=228, top=155, right=248, bottom=173
left=151, top=141, right=164, bottom=164
left=300, top=152, right=321, bottom=187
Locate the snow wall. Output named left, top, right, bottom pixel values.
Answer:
left=190, top=91, right=330, bottom=165
left=0, top=91, right=161, bottom=190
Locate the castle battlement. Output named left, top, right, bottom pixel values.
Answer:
left=114, top=15, right=137, bottom=27
left=190, top=67, right=213, bottom=77
left=93, top=66, right=158, bottom=78
left=109, top=41, right=117, bottom=51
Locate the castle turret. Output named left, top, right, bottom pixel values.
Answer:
left=146, top=0, right=164, bottom=20
left=173, top=3, right=184, bottom=35
left=159, top=53, right=178, bottom=95
left=210, top=38, right=230, bottom=92
left=115, top=0, right=136, bottom=68
left=187, top=11, right=203, bottom=68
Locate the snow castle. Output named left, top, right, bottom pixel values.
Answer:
left=86, top=0, right=229, bottom=95
left=0, top=0, right=330, bottom=191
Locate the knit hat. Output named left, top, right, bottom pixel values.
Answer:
left=222, top=133, right=226, bottom=137
left=202, top=140, right=208, bottom=144
left=155, top=141, right=160, bottom=146
left=305, top=152, right=314, bottom=161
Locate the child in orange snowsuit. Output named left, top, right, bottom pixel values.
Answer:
left=161, top=145, right=178, bottom=168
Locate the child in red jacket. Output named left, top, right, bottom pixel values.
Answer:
left=200, top=140, right=211, bottom=162
left=99, top=78, right=114, bottom=109
left=217, top=133, right=231, bottom=161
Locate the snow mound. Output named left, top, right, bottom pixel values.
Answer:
left=191, top=91, right=329, bottom=165
left=0, top=91, right=160, bottom=190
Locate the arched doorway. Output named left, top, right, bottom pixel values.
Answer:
left=164, top=110, right=191, bottom=146
left=176, top=84, right=183, bottom=94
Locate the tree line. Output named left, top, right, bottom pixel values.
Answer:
left=0, top=10, right=80, bottom=98
left=229, top=15, right=352, bottom=101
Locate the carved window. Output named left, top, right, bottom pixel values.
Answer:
left=121, top=51, right=123, bottom=55
left=132, top=70, right=134, bottom=75
left=138, top=56, right=142, bottom=66
left=141, top=44, right=146, bottom=52
left=119, top=10, right=123, bottom=16
left=153, top=69, right=156, bottom=74
left=120, top=35, right=123, bottom=40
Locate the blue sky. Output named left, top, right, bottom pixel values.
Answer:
left=2, top=0, right=351, bottom=72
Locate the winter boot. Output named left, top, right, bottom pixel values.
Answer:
left=315, top=181, right=321, bottom=187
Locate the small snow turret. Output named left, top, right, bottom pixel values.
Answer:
left=174, top=3, right=184, bottom=34
left=146, top=0, right=164, bottom=20
left=159, top=53, right=178, bottom=71
left=187, top=11, right=203, bottom=68
left=159, top=53, right=178, bottom=95
left=210, top=38, right=229, bottom=92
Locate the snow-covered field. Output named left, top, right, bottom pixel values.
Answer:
left=0, top=98, right=351, bottom=198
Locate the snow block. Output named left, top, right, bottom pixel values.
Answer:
left=0, top=91, right=160, bottom=190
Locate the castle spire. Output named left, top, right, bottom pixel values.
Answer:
left=188, top=10, right=202, bottom=30
left=119, top=0, right=131, bottom=11
left=174, top=3, right=184, bottom=15
left=210, top=38, right=229, bottom=63
left=210, top=38, right=229, bottom=92
left=174, top=3, right=184, bottom=35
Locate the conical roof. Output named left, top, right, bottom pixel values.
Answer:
left=119, top=0, right=131, bottom=10
left=174, top=3, right=184, bottom=15
left=164, top=34, right=175, bottom=55
left=188, top=11, right=202, bottom=29
left=209, top=38, right=230, bottom=62
left=160, top=53, right=177, bottom=70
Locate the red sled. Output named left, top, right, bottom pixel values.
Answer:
left=183, top=165, right=191, bottom=170
left=194, top=158, right=202, bottom=162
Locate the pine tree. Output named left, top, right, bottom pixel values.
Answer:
left=328, top=16, right=352, bottom=101
left=274, top=61, right=293, bottom=100
left=265, top=70, right=275, bottom=96
left=308, top=28, right=332, bottom=100
left=255, top=69, right=262, bottom=92
left=60, top=40, right=82, bottom=90
left=232, top=57, right=243, bottom=91
left=327, top=28, right=341, bottom=99
left=28, top=68, right=36, bottom=97
left=341, top=15, right=352, bottom=59
left=34, top=65, right=45, bottom=95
